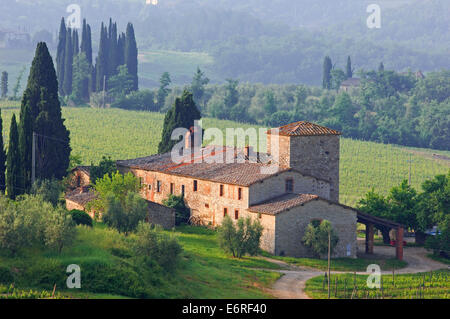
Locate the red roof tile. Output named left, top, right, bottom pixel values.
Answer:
left=267, top=121, right=341, bottom=137
left=249, top=193, right=319, bottom=215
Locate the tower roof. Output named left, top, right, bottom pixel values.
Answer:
left=267, top=121, right=341, bottom=137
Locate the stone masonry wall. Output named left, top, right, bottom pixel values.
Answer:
left=248, top=170, right=330, bottom=205
left=274, top=199, right=357, bottom=258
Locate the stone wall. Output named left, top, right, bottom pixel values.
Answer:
left=147, top=201, right=176, bottom=229
left=274, top=199, right=357, bottom=258
left=248, top=170, right=330, bottom=205
left=118, top=166, right=250, bottom=227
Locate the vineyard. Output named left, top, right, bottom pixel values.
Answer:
left=305, top=270, right=450, bottom=299
left=0, top=103, right=448, bottom=206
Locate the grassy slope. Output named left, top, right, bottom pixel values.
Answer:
left=305, top=270, right=450, bottom=299
left=0, top=104, right=447, bottom=206
left=0, top=224, right=280, bottom=299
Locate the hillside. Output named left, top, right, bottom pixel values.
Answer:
left=0, top=103, right=447, bottom=206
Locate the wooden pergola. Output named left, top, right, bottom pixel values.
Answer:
left=357, top=210, right=405, bottom=260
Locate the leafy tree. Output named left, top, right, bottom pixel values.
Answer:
left=0, top=110, right=6, bottom=193
left=217, top=215, right=263, bottom=258
left=322, top=56, right=332, bottom=89
left=263, top=90, right=277, bottom=116
left=44, top=208, right=76, bottom=253
left=266, top=110, right=292, bottom=127
left=1, top=71, right=8, bottom=99
left=103, top=192, right=147, bottom=234
left=157, top=72, right=172, bottom=110
left=133, top=221, right=182, bottom=272
left=30, top=179, right=62, bottom=207
left=6, top=115, right=22, bottom=199
left=224, top=79, right=239, bottom=109
left=302, top=219, right=339, bottom=258
left=89, top=156, right=117, bottom=184
left=0, top=197, right=28, bottom=255
left=357, top=188, right=392, bottom=244
left=69, top=209, right=93, bottom=227
left=162, top=194, right=190, bottom=225
left=70, top=53, right=91, bottom=104
left=158, top=90, right=201, bottom=154
left=107, top=65, right=134, bottom=99
left=125, top=23, right=138, bottom=91
left=12, top=67, right=25, bottom=100
left=331, top=69, right=347, bottom=90
left=190, top=67, right=210, bottom=107
left=89, top=171, right=141, bottom=214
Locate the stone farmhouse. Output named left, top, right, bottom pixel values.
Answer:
left=67, top=121, right=408, bottom=259
left=112, top=121, right=359, bottom=258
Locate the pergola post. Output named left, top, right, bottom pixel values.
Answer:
left=365, top=223, right=374, bottom=254
left=396, top=227, right=404, bottom=261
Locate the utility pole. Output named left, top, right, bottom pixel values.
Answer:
left=31, top=131, right=36, bottom=185
left=328, top=230, right=331, bottom=299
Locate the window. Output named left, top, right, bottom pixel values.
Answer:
left=285, top=178, right=294, bottom=193
left=193, top=180, right=198, bottom=192
left=181, top=185, right=185, bottom=196
left=223, top=208, right=228, bottom=217
left=156, top=181, right=162, bottom=193
left=238, top=188, right=242, bottom=200
left=258, top=213, right=262, bottom=219
left=205, top=203, right=209, bottom=208
left=170, top=183, right=174, bottom=194
left=139, top=177, right=143, bottom=186
left=148, top=184, right=152, bottom=190
left=235, top=210, right=239, bottom=220
left=220, top=184, right=224, bottom=196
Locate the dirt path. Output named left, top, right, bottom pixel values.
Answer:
left=262, top=245, right=449, bottom=299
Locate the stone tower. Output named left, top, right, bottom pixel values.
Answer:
left=267, top=121, right=341, bottom=202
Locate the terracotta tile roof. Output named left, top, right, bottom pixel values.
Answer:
left=248, top=193, right=319, bottom=215
left=267, top=121, right=341, bottom=137
left=71, top=166, right=91, bottom=175
left=65, top=188, right=97, bottom=206
left=116, top=145, right=288, bottom=187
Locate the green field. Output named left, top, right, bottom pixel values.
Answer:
left=139, top=50, right=216, bottom=87
left=0, top=224, right=280, bottom=299
left=0, top=103, right=448, bottom=206
left=305, top=270, right=450, bottom=299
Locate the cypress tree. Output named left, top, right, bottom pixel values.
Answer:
left=322, top=56, right=332, bottom=90
left=96, top=23, right=108, bottom=92
left=0, top=109, right=6, bottom=192
left=117, top=33, right=125, bottom=67
left=1, top=71, right=7, bottom=99
left=56, top=17, right=67, bottom=96
left=6, top=114, right=22, bottom=199
left=19, top=42, right=71, bottom=182
left=378, top=62, right=385, bottom=73
left=80, top=20, right=92, bottom=101
left=108, top=21, right=119, bottom=77
left=72, top=29, right=79, bottom=56
left=125, top=23, right=138, bottom=91
left=346, top=56, right=353, bottom=79
left=158, top=90, right=201, bottom=154
left=18, top=101, right=32, bottom=191
left=63, top=28, right=73, bottom=96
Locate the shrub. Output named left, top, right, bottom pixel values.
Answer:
left=69, top=210, right=93, bottom=227
left=162, top=194, right=190, bottom=225
left=31, top=179, right=63, bottom=207
left=111, top=89, right=157, bottom=111
left=302, top=219, right=339, bottom=258
left=43, top=208, right=77, bottom=253
left=217, top=216, right=263, bottom=258
left=103, top=193, right=148, bottom=234
left=0, top=266, right=14, bottom=284
left=133, top=221, right=182, bottom=273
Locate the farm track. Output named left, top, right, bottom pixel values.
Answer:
left=262, top=243, right=449, bottom=299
